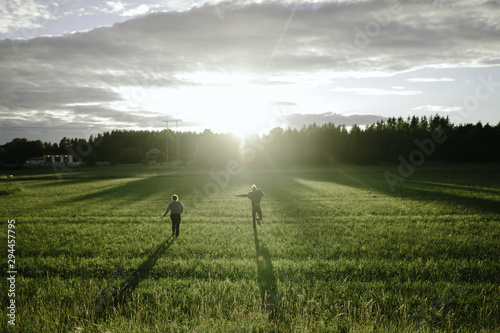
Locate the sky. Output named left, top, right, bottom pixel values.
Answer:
left=1, top=0, right=500, bottom=144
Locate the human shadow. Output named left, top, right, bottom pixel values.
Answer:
left=253, top=228, right=278, bottom=317
left=80, top=236, right=175, bottom=322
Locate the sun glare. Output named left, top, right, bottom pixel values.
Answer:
left=223, top=86, right=272, bottom=138
left=185, top=72, right=273, bottom=137
left=115, top=71, right=279, bottom=136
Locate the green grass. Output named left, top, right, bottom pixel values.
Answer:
left=0, top=183, right=23, bottom=196
left=1, top=163, right=500, bottom=332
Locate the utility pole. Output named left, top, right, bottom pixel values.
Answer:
left=163, top=119, right=182, bottom=163
left=175, top=119, right=180, bottom=161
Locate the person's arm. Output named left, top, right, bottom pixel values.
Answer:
left=161, top=203, right=171, bottom=219
left=179, top=202, right=184, bottom=214
left=234, top=193, right=249, bottom=198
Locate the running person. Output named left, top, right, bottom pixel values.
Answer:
left=235, top=184, right=265, bottom=228
left=161, top=194, right=184, bottom=237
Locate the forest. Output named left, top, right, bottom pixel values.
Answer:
left=1, top=115, right=500, bottom=168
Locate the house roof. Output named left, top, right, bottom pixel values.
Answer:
left=146, top=148, right=163, bottom=155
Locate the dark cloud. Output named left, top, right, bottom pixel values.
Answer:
left=0, top=84, right=120, bottom=110
left=4, top=1, right=498, bottom=74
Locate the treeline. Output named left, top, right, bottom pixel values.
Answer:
left=257, top=115, right=500, bottom=165
left=1, top=115, right=500, bottom=167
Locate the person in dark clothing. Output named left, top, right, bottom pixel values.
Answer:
left=235, top=184, right=265, bottom=228
left=161, top=194, right=184, bottom=237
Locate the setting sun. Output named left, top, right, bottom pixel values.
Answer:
left=167, top=71, right=277, bottom=136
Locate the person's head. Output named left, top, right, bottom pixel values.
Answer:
left=172, top=194, right=178, bottom=201
left=251, top=184, right=257, bottom=192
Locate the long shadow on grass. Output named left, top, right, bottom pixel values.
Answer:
left=388, top=167, right=500, bottom=215
left=56, top=175, right=165, bottom=207
left=78, top=236, right=175, bottom=323
left=397, top=180, right=500, bottom=215
left=253, top=228, right=278, bottom=317
left=288, top=166, right=500, bottom=216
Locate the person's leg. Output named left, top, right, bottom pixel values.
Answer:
left=172, top=214, right=181, bottom=237
left=175, top=216, right=181, bottom=237
left=256, top=206, right=262, bottom=221
left=170, top=215, right=175, bottom=236
left=252, top=207, right=256, bottom=228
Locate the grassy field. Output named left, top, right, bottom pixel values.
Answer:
left=1, top=163, right=500, bottom=332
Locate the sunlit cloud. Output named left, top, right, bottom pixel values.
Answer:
left=121, top=4, right=151, bottom=17
left=407, top=78, right=455, bottom=83
left=106, top=1, right=126, bottom=13
left=0, top=0, right=56, bottom=37
left=412, top=105, right=462, bottom=113
left=330, top=87, right=422, bottom=96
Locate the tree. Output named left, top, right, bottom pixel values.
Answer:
left=1, top=138, right=45, bottom=164
left=120, top=147, right=144, bottom=164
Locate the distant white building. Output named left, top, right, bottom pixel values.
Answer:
left=44, top=155, right=74, bottom=164
left=26, top=155, right=76, bottom=165
left=26, top=156, right=45, bottom=165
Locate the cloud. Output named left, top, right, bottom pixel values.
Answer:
left=0, top=0, right=57, bottom=37
left=412, top=105, right=462, bottom=113
left=0, top=82, right=121, bottom=111
left=1, top=0, right=499, bottom=143
left=7, top=0, right=496, bottom=72
left=3, top=1, right=499, bottom=78
left=104, top=1, right=152, bottom=17
left=270, top=101, right=297, bottom=106
left=106, top=1, right=126, bottom=13
left=282, top=112, right=387, bottom=128
left=330, top=87, right=422, bottom=96
left=408, top=77, right=455, bottom=82
left=122, top=4, right=151, bottom=17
